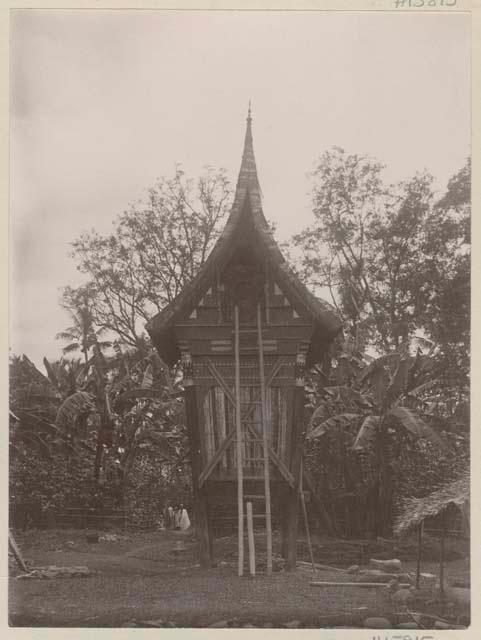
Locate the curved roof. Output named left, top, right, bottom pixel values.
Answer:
left=146, top=110, right=342, bottom=365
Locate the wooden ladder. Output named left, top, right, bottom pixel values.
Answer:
left=234, top=302, right=273, bottom=576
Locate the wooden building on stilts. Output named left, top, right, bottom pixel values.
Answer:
left=146, top=107, right=341, bottom=572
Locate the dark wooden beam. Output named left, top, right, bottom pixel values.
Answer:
left=175, top=322, right=314, bottom=328
left=184, top=381, right=213, bottom=568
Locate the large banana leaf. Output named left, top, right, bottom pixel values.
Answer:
left=366, top=366, right=390, bottom=406
left=55, top=391, right=96, bottom=430
left=388, top=406, right=449, bottom=451
left=356, top=353, right=403, bottom=385
left=113, top=341, right=122, bottom=356
left=141, top=364, right=154, bottom=389
left=321, top=386, right=372, bottom=408
left=18, top=432, right=51, bottom=458
left=15, top=410, right=61, bottom=434
left=62, top=342, right=81, bottom=354
left=307, top=412, right=361, bottom=440
left=136, top=432, right=176, bottom=459
left=43, top=357, right=59, bottom=387
left=383, top=358, right=412, bottom=410
left=352, top=415, right=380, bottom=451
left=20, top=355, right=52, bottom=386
left=406, top=378, right=439, bottom=398
left=119, top=388, right=161, bottom=401
left=149, top=352, right=174, bottom=392
left=92, top=343, right=108, bottom=375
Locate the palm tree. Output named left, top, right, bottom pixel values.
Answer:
left=56, top=302, right=111, bottom=367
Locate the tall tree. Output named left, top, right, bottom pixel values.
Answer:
left=64, top=166, right=231, bottom=346
left=420, top=159, right=470, bottom=387
left=293, top=148, right=470, bottom=358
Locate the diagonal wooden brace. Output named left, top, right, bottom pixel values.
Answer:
left=244, top=421, right=295, bottom=488
left=198, top=429, right=236, bottom=487
left=198, top=358, right=288, bottom=487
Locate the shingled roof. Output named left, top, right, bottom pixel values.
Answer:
left=146, top=108, right=342, bottom=365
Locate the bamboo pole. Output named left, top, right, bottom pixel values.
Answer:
left=257, top=302, right=272, bottom=575
left=416, top=520, right=424, bottom=589
left=234, top=305, right=244, bottom=576
left=300, top=465, right=315, bottom=578
left=9, top=530, right=28, bottom=572
left=439, top=509, right=446, bottom=603
left=246, top=501, right=256, bottom=576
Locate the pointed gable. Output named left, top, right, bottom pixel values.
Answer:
left=146, top=108, right=341, bottom=365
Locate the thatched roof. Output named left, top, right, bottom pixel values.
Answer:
left=393, top=471, right=470, bottom=536
left=146, top=110, right=342, bottom=365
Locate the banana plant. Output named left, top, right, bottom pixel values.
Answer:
left=9, top=355, right=93, bottom=462
left=52, top=338, right=184, bottom=497
left=305, top=346, right=450, bottom=537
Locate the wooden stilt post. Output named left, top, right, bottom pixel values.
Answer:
left=183, top=353, right=212, bottom=568
left=246, top=501, right=256, bottom=576
left=234, top=305, right=244, bottom=577
left=257, top=302, right=272, bottom=575
left=416, top=520, right=424, bottom=589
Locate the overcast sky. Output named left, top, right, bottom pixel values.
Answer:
left=10, top=9, right=470, bottom=366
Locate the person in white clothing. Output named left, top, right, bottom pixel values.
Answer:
left=166, top=504, right=174, bottom=529
left=179, top=504, right=191, bottom=530
left=173, top=506, right=181, bottom=529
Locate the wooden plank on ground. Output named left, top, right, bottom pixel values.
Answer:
left=310, top=581, right=411, bottom=588
left=297, top=560, right=346, bottom=573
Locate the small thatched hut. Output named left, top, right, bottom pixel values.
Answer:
left=394, top=471, right=469, bottom=591
left=394, top=471, right=470, bottom=537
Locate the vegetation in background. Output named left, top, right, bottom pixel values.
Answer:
left=10, top=155, right=470, bottom=535
left=295, top=151, right=469, bottom=537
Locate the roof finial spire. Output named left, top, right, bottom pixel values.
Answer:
left=233, top=102, right=261, bottom=205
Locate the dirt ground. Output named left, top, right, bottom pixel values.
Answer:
left=9, top=528, right=470, bottom=628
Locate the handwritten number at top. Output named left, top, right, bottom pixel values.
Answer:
left=394, top=0, right=457, bottom=8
